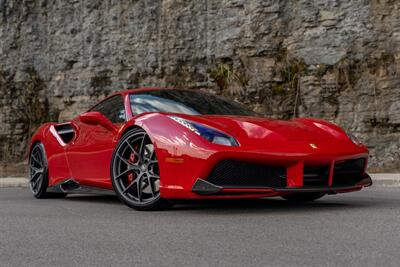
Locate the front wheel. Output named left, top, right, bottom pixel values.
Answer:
left=281, top=192, right=325, bottom=202
left=110, top=128, right=173, bottom=211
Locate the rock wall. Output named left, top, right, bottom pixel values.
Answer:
left=0, top=0, right=399, bottom=173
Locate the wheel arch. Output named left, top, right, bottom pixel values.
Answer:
left=119, top=125, right=144, bottom=138
left=28, top=140, right=42, bottom=159
left=118, top=119, right=159, bottom=147
left=28, top=123, right=53, bottom=158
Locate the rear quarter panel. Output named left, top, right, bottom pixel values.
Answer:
left=30, top=123, right=71, bottom=186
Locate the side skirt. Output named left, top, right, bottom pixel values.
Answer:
left=47, top=179, right=115, bottom=195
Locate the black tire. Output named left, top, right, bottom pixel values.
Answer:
left=281, top=192, right=325, bottom=202
left=29, top=142, right=67, bottom=199
left=111, top=128, right=173, bottom=211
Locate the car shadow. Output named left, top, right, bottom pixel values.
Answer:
left=65, top=194, right=121, bottom=204
left=170, top=197, right=359, bottom=213
left=63, top=193, right=378, bottom=214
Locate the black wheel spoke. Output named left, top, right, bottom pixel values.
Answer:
left=123, top=178, right=137, bottom=194
left=137, top=174, right=144, bottom=201
left=125, top=140, right=139, bottom=157
left=115, top=169, right=131, bottom=180
left=31, top=154, right=41, bottom=165
left=148, top=146, right=155, bottom=160
left=147, top=176, right=155, bottom=197
left=150, top=174, right=160, bottom=179
left=139, top=134, right=146, bottom=157
left=30, top=172, right=41, bottom=183
left=30, top=166, right=43, bottom=175
left=117, top=154, right=133, bottom=167
left=148, top=159, right=158, bottom=165
left=33, top=176, right=43, bottom=189
left=143, top=145, right=155, bottom=162
left=33, top=150, right=43, bottom=164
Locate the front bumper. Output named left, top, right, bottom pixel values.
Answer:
left=158, top=144, right=370, bottom=199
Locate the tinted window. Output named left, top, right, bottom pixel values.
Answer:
left=129, top=90, right=258, bottom=116
left=91, top=95, right=126, bottom=123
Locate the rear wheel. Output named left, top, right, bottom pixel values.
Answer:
left=281, top=192, right=325, bottom=202
left=111, top=128, right=173, bottom=211
left=29, top=142, right=67, bottom=199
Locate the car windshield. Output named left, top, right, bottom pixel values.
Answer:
left=129, top=90, right=259, bottom=116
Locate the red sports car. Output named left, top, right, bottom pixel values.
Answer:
left=29, top=88, right=372, bottom=210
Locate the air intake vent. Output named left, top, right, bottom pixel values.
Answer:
left=303, top=165, right=330, bottom=186
left=206, top=160, right=286, bottom=188
left=54, top=124, right=75, bottom=144
left=332, top=158, right=366, bottom=186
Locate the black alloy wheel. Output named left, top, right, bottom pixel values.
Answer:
left=111, top=128, right=172, bottom=210
left=29, top=143, right=48, bottom=198
left=29, top=142, right=66, bottom=199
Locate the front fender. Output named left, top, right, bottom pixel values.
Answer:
left=118, top=113, right=216, bottom=197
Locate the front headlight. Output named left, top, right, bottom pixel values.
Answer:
left=169, top=116, right=239, bottom=146
left=347, top=131, right=363, bottom=146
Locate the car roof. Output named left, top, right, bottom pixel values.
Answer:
left=87, top=88, right=178, bottom=112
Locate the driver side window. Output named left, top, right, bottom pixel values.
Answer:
left=91, top=95, right=126, bottom=124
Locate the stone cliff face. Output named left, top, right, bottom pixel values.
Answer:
left=0, top=0, right=399, bottom=173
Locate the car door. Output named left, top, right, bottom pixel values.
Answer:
left=66, top=95, right=126, bottom=189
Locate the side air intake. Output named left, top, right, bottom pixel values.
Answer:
left=54, top=124, right=75, bottom=144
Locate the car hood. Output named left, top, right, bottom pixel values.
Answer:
left=170, top=114, right=354, bottom=150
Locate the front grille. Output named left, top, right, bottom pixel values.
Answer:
left=332, top=158, right=366, bottom=186
left=206, top=160, right=286, bottom=188
left=303, top=165, right=330, bottom=186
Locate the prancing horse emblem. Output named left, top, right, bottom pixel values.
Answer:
left=309, top=143, right=318, bottom=149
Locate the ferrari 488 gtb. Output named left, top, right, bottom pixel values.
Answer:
left=29, top=88, right=372, bottom=210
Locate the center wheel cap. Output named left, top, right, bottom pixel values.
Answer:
left=141, top=164, right=147, bottom=172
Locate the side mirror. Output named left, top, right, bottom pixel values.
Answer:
left=79, top=112, right=118, bottom=133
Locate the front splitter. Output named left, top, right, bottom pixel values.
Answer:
left=192, top=175, right=372, bottom=196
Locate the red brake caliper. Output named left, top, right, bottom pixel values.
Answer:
left=127, top=151, right=136, bottom=184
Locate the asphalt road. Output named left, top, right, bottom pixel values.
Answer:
left=0, top=187, right=399, bottom=267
